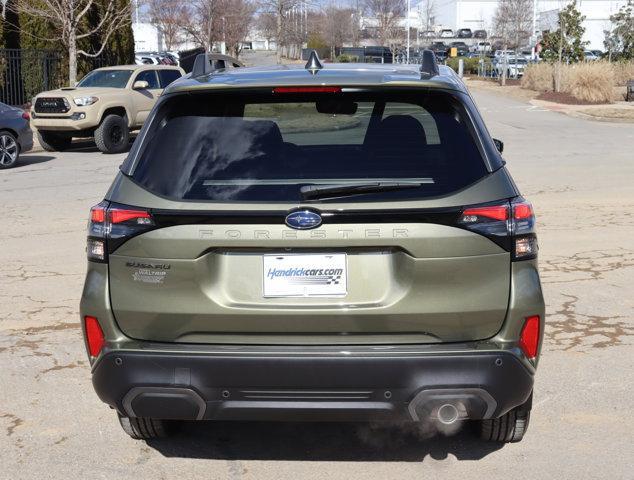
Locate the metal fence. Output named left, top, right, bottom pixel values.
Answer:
left=0, top=49, right=125, bottom=107
left=477, top=59, right=527, bottom=80
left=0, top=49, right=64, bottom=107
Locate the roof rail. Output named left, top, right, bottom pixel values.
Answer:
left=420, top=49, right=439, bottom=79
left=304, top=50, right=323, bottom=75
left=191, top=53, right=244, bottom=77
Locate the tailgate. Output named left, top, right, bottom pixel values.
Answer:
left=109, top=222, right=510, bottom=344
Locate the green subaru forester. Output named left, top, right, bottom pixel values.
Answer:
left=80, top=51, right=544, bottom=442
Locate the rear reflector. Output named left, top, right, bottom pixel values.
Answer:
left=84, top=316, right=105, bottom=357
left=273, top=86, right=342, bottom=94
left=519, top=315, right=540, bottom=359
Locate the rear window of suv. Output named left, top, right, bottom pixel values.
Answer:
left=128, top=90, right=488, bottom=202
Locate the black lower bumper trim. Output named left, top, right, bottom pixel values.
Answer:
left=92, top=350, right=533, bottom=422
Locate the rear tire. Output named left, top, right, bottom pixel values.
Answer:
left=117, top=413, right=170, bottom=440
left=479, top=395, right=532, bottom=443
left=37, top=130, right=72, bottom=152
left=94, top=114, right=129, bottom=154
left=0, top=131, right=20, bottom=169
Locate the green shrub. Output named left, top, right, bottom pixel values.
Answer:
left=336, top=54, right=358, bottom=63
left=446, top=56, right=490, bottom=74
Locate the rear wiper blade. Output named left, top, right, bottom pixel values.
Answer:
left=300, top=182, right=423, bottom=200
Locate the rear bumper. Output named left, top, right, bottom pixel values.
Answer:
left=92, top=345, right=534, bottom=423
left=18, top=126, right=33, bottom=152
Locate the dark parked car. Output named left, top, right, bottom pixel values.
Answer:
left=449, top=41, right=470, bottom=56
left=474, top=30, right=487, bottom=39
left=457, top=28, right=473, bottom=38
left=0, top=102, right=33, bottom=169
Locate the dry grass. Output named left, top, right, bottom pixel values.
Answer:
left=612, top=61, right=634, bottom=86
left=568, top=62, right=614, bottom=104
left=521, top=63, right=554, bottom=91
left=522, top=61, right=621, bottom=104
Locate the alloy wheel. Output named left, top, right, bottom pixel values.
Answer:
left=0, top=134, right=18, bottom=166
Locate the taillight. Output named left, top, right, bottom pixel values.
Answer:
left=519, top=315, right=541, bottom=359
left=462, top=205, right=508, bottom=222
left=21, top=111, right=30, bottom=120
left=87, top=201, right=154, bottom=262
left=459, top=198, right=537, bottom=261
left=84, top=316, right=105, bottom=357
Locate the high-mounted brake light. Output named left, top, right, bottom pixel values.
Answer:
left=84, top=316, right=105, bottom=357
left=273, top=86, right=342, bottom=94
left=519, top=315, right=541, bottom=359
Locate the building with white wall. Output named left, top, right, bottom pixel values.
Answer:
left=414, top=0, right=627, bottom=49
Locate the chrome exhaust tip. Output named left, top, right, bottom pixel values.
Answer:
left=436, top=403, right=460, bottom=425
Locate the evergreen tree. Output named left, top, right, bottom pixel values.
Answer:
left=540, top=1, right=588, bottom=63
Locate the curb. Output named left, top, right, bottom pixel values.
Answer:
left=529, top=99, right=634, bottom=124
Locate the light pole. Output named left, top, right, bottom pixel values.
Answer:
left=406, top=0, right=411, bottom=63
left=531, top=0, right=538, bottom=54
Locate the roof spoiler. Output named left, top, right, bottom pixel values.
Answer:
left=191, top=53, right=245, bottom=77
left=420, top=49, right=439, bottom=79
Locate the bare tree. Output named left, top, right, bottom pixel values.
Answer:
left=421, top=0, right=435, bottom=31
left=148, top=0, right=188, bottom=51
left=493, top=0, right=532, bottom=49
left=258, top=11, right=278, bottom=48
left=260, top=0, right=305, bottom=62
left=218, top=0, right=256, bottom=57
left=364, top=0, right=405, bottom=48
left=11, top=0, right=132, bottom=85
left=182, top=0, right=217, bottom=52
left=493, top=0, right=532, bottom=85
left=321, top=4, right=354, bottom=59
left=181, top=0, right=255, bottom=57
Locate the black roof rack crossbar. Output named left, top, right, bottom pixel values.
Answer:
left=191, top=53, right=245, bottom=78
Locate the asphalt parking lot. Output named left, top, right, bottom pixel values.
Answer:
left=1, top=88, right=633, bottom=480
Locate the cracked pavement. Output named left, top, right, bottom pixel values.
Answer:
left=0, top=90, right=633, bottom=479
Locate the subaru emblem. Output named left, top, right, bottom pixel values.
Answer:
left=285, top=210, right=322, bottom=230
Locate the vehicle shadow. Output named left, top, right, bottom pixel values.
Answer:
left=62, top=137, right=135, bottom=154
left=146, top=421, right=504, bottom=462
left=12, top=154, right=55, bottom=167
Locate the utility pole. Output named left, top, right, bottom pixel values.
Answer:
left=406, top=0, right=411, bottom=63
left=531, top=0, right=538, bottom=52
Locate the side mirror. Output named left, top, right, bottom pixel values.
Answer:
left=493, top=138, right=504, bottom=153
left=133, top=80, right=149, bottom=90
